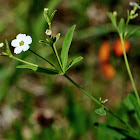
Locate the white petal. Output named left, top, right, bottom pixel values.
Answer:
left=11, top=39, right=19, bottom=47
left=0, top=43, right=4, bottom=48
left=16, top=34, right=26, bottom=41
left=45, top=29, right=52, bottom=35
left=25, top=36, right=32, bottom=44
left=14, top=47, right=23, bottom=54
left=129, top=2, right=140, bottom=9
left=23, top=45, right=30, bottom=52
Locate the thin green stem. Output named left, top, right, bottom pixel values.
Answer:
left=64, top=74, right=101, bottom=105
left=120, top=34, right=140, bottom=105
left=52, top=44, right=63, bottom=72
left=48, top=24, right=63, bottom=72
left=48, top=24, right=53, bottom=38
left=64, top=73, right=138, bottom=135
left=10, top=55, right=38, bottom=67
left=126, top=18, right=130, bottom=26
left=126, top=12, right=130, bottom=26
left=29, top=49, right=56, bottom=69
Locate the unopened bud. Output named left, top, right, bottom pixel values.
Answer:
left=113, top=11, right=117, bottom=16
left=44, top=8, right=48, bottom=12
left=130, top=10, right=135, bottom=15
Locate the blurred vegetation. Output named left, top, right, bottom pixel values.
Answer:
left=0, top=0, right=140, bottom=140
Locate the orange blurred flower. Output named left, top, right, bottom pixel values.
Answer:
left=113, top=39, right=130, bottom=56
left=101, top=63, right=115, bottom=79
left=99, top=41, right=110, bottom=63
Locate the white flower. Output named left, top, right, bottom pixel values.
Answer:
left=130, top=2, right=140, bottom=9
left=45, top=29, right=52, bottom=36
left=11, top=34, right=32, bottom=54
left=0, top=42, right=4, bottom=48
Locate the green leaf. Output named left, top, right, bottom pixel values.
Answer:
left=125, top=27, right=140, bottom=39
left=39, top=40, right=50, bottom=46
left=60, top=25, right=76, bottom=71
left=66, top=56, right=83, bottom=71
left=50, top=10, right=57, bottom=22
left=124, top=95, right=134, bottom=110
left=0, top=54, right=8, bottom=56
left=94, top=123, right=138, bottom=139
left=17, top=65, right=38, bottom=71
left=95, top=107, right=106, bottom=115
left=53, top=33, right=61, bottom=44
left=17, top=65, right=59, bottom=75
left=119, top=18, right=125, bottom=34
left=128, top=94, right=140, bottom=120
left=37, top=67, right=59, bottom=75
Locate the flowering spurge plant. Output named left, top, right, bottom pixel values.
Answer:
left=0, top=4, right=140, bottom=139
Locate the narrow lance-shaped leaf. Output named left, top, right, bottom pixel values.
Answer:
left=0, top=54, right=8, bottom=56
left=125, top=27, right=140, bottom=39
left=50, top=10, right=57, bottom=22
left=60, top=25, right=76, bottom=71
left=53, top=33, right=61, bottom=44
left=66, top=56, right=83, bottom=71
left=17, top=65, right=38, bottom=71
left=17, top=65, right=59, bottom=75
left=39, top=40, right=50, bottom=46
left=119, top=18, right=125, bottom=34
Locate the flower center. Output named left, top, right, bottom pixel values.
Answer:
left=19, top=41, right=24, bottom=46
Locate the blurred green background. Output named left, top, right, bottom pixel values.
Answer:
left=0, top=0, right=140, bottom=139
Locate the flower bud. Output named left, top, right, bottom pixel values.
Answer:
left=130, top=10, right=135, bottom=15
left=113, top=11, right=117, bottom=17
left=44, top=8, right=49, bottom=13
